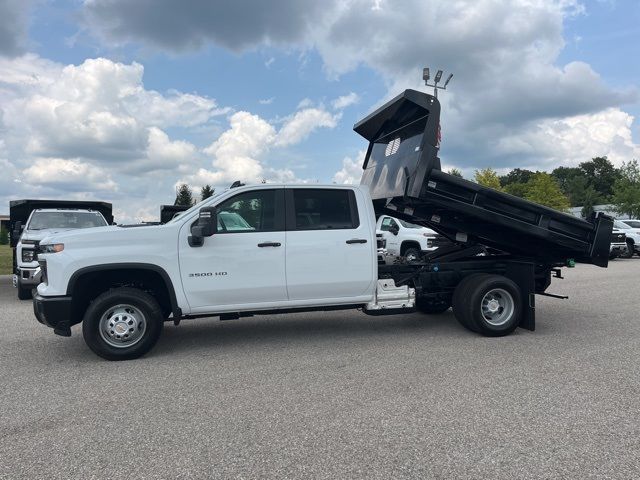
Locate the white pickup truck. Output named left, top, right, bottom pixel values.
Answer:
left=376, top=215, right=441, bottom=262
left=14, top=208, right=109, bottom=299
left=35, top=183, right=548, bottom=360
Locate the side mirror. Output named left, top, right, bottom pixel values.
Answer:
left=198, top=207, right=217, bottom=237
left=390, top=225, right=399, bottom=236
left=188, top=207, right=217, bottom=247
left=12, top=221, right=23, bottom=242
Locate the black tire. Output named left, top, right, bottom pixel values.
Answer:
left=415, top=297, right=451, bottom=314
left=452, top=274, right=522, bottom=337
left=403, top=247, right=422, bottom=263
left=623, top=241, right=634, bottom=259
left=451, top=274, right=484, bottom=333
left=82, top=287, right=164, bottom=361
left=17, top=280, right=32, bottom=300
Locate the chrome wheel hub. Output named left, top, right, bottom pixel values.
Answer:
left=99, top=304, right=147, bottom=348
left=480, top=288, right=514, bottom=326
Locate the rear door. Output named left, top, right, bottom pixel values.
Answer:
left=285, top=187, right=375, bottom=301
left=179, top=188, right=287, bottom=312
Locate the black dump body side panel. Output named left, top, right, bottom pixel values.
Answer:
left=354, top=89, right=613, bottom=267
left=160, top=205, right=189, bottom=224
left=8, top=199, right=114, bottom=247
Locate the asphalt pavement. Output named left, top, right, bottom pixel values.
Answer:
left=1, top=261, right=639, bottom=479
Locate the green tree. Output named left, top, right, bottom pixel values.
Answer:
left=474, top=168, right=502, bottom=191
left=551, top=166, right=583, bottom=194
left=0, top=227, right=8, bottom=245
left=499, top=168, right=535, bottom=188
left=523, top=173, right=570, bottom=211
left=448, top=168, right=463, bottom=178
left=612, top=160, right=640, bottom=218
left=578, top=156, right=620, bottom=201
left=201, top=184, right=215, bottom=201
left=175, top=184, right=194, bottom=206
left=504, top=182, right=528, bottom=198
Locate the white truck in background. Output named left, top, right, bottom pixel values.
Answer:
left=613, top=219, right=640, bottom=258
left=9, top=200, right=113, bottom=299
left=376, top=215, right=443, bottom=262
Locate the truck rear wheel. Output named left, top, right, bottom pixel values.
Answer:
left=452, top=274, right=521, bottom=336
left=82, top=287, right=164, bottom=361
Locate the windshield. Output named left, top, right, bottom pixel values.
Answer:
left=622, top=220, right=640, bottom=228
left=614, top=220, right=631, bottom=229
left=166, top=191, right=225, bottom=224
left=27, top=211, right=107, bottom=230
left=399, top=219, right=423, bottom=229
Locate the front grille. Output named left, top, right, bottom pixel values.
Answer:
left=431, top=234, right=450, bottom=247
left=611, top=233, right=626, bottom=243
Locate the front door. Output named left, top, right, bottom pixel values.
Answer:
left=379, top=216, right=400, bottom=255
left=179, top=188, right=287, bottom=312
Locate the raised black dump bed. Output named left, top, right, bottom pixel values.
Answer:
left=354, top=89, right=613, bottom=267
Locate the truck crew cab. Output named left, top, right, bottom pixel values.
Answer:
left=33, top=88, right=613, bottom=361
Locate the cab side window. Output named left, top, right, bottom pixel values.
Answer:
left=215, top=190, right=277, bottom=233
left=291, top=189, right=359, bottom=230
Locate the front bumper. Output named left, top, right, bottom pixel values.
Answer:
left=33, top=293, right=72, bottom=337
left=610, top=244, right=628, bottom=257
left=17, top=267, right=42, bottom=287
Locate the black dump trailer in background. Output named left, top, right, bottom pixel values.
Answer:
left=354, top=89, right=613, bottom=334
left=160, top=205, right=189, bottom=224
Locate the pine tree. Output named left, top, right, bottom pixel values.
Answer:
left=448, top=168, right=463, bottom=178
left=201, top=184, right=215, bottom=201
left=175, top=184, right=194, bottom=206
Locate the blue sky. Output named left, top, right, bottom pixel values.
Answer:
left=1, top=0, right=638, bottom=221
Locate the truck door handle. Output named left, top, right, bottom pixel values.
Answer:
left=257, top=242, right=281, bottom=248
left=346, top=239, right=367, bottom=244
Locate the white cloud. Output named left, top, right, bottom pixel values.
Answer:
left=179, top=105, right=341, bottom=189
left=498, top=109, right=640, bottom=169
left=331, top=92, right=360, bottom=110
left=259, top=97, right=274, bottom=105
left=22, top=158, right=117, bottom=192
left=80, top=0, right=640, bottom=174
left=333, top=150, right=365, bottom=184
left=274, top=108, right=340, bottom=147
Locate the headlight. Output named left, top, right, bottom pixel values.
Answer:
left=40, top=243, right=65, bottom=254
left=22, top=249, right=35, bottom=262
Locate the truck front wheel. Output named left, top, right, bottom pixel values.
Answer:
left=452, top=274, right=521, bottom=336
left=17, top=280, right=33, bottom=300
left=82, top=287, right=164, bottom=361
